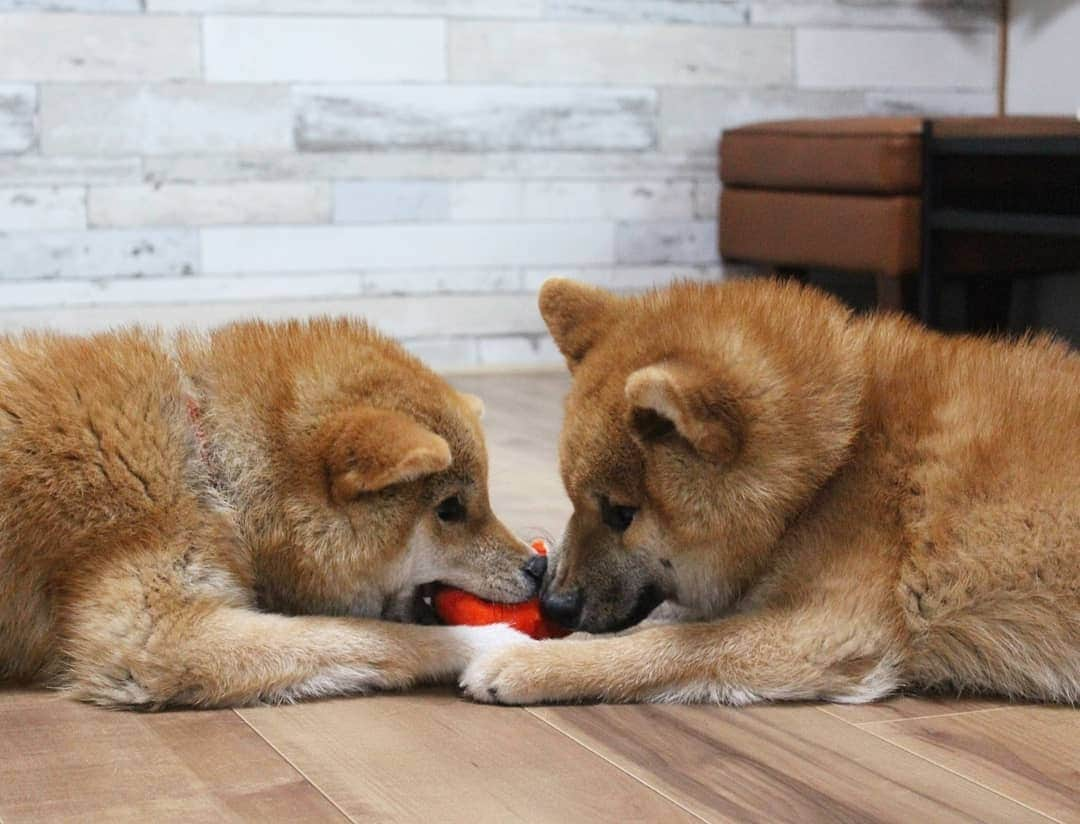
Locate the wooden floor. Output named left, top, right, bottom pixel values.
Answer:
left=2, top=372, right=1077, bottom=824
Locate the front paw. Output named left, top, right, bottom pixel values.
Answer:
left=441, top=623, right=533, bottom=675
left=460, top=642, right=579, bottom=705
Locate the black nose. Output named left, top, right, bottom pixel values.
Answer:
left=522, top=554, right=547, bottom=587
left=540, top=588, right=584, bottom=629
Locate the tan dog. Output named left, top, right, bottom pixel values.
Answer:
left=461, top=278, right=1079, bottom=706
left=0, top=319, right=541, bottom=708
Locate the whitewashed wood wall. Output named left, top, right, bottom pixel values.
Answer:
left=0, top=0, right=1001, bottom=368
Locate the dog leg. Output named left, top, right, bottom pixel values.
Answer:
left=65, top=602, right=530, bottom=708
left=461, top=610, right=901, bottom=706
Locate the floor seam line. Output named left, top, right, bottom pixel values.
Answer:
left=857, top=722, right=1064, bottom=823
left=815, top=704, right=867, bottom=726
left=232, top=708, right=357, bottom=824
left=850, top=705, right=1019, bottom=727
left=524, top=709, right=713, bottom=824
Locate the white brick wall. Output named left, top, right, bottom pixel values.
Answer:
left=89, top=182, right=331, bottom=227
left=334, top=181, right=450, bottom=223
left=41, top=84, right=294, bottom=155
left=0, top=0, right=1002, bottom=368
left=796, top=28, right=997, bottom=89
left=1007, top=0, right=1080, bottom=115
left=0, top=229, right=199, bottom=278
left=203, top=17, right=448, bottom=83
left=449, top=181, right=696, bottom=221
left=0, top=14, right=200, bottom=81
left=448, top=22, right=793, bottom=86
left=0, top=84, right=35, bottom=153
left=1, top=186, right=85, bottom=230
left=293, top=86, right=658, bottom=152
left=201, top=222, right=616, bottom=272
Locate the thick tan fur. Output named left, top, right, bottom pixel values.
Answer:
left=462, top=278, right=1079, bottom=706
left=0, top=319, right=536, bottom=708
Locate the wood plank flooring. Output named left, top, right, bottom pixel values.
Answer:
left=237, top=690, right=697, bottom=824
left=1, top=371, right=1076, bottom=823
left=0, top=689, right=345, bottom=823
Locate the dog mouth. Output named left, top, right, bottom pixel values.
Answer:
left=387, top=575, right=535, bottom=625
left=588, top=584, right=666, bottom=634
left=414, top=582, right=444, bottom=624
left=382, top=583, right=439, bottom=625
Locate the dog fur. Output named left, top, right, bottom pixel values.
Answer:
left=461, top=278, right=1079, bottom=706
left=0, top=318, right=536, bottom=708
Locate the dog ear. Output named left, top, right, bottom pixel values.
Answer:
left=458, top=392, right=485, bottom=419
left=625, top=362, right=744, bottom=463
left=315, top=407, right=451, bottom=502
left=538, top=278, right=616, bottom=368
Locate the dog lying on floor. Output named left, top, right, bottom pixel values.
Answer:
left=461, top=278, right=1079, bottom=706
left=0, top=318, right=540, bottom=708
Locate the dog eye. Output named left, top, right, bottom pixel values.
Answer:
left=435, top=495, right=466, bottom=523
left=600, top=497, right=637, bottom=532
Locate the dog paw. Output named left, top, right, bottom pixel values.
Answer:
left=460, top=642, right=574, bottom=705
left=445, top=623, right=533, bottom=672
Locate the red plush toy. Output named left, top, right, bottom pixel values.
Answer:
left=432, top=539, right=570, bottom=640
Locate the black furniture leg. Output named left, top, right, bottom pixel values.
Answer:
left=918, top=120, right=939, bottom=328
left=966, top=278, right=1014, bottom=334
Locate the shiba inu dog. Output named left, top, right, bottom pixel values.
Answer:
left=0, top=318, right=540, bottom=708
left=461, top=278, right=1079, bottom=706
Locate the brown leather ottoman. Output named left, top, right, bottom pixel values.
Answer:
left=720, top=189, right=920, bottom=278
left=719, top=117, right=924, bottom=311
left=719, top=117, right=1080, bottom=324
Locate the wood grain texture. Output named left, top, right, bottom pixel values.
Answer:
left=0, top=14, right=200, bottom=83
left=528, top=703, right=1055, bottom=823
left=41, top=84, right=292, bottom=156
left=203, top=17, right=446, bottom=84
left=862, top=707, right=1080, bottom=821
left=659, top=86, right=867, bottom=155
left=293, top=86, right=657, bottom=153
left=819, top=694, right=1012, bottom=725
left=748, top=0, right=1000, bottom=28
left=545, top=0, right=748, bottom=25
left=0, top=155, right=141, bottom=187
left=0, top=186, right=85, bottom=232
left=0, top=84, right=35, bottom=155
left=449, top=21, right=791, bottom=86
left=0, top=688, right=345, bottom=823
left=90, top=182, right=330, bottom=229
left=615, top=219, right=718, bottom=264
left=148, top=0, right=541, bottom=14
left=140, top=150, right=716, bottom=185
left=796, top=28, right=996, bottom=90
left=200, top=223, right=614, bottom=275
left=452, top=372, right=571, bottom=538
left=238, top=689, right=699, bottom=823
left=0, top=229, right=199, bottom=280
left=449, top=180, right=696, bottom=222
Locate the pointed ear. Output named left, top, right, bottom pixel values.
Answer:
left=458, top=392, right=485, bottom=420
left=625, top=363, right=744, bottom=463
left=315, top=407, right=451, bottom=502
left=538, top=278, right=617, bottom=368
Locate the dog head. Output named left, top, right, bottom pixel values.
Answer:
left=537, top=278, right=861, bottom=633
left=311, top=391, right=543, bottom=621
left=217, top=319, right=540, bottom=621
